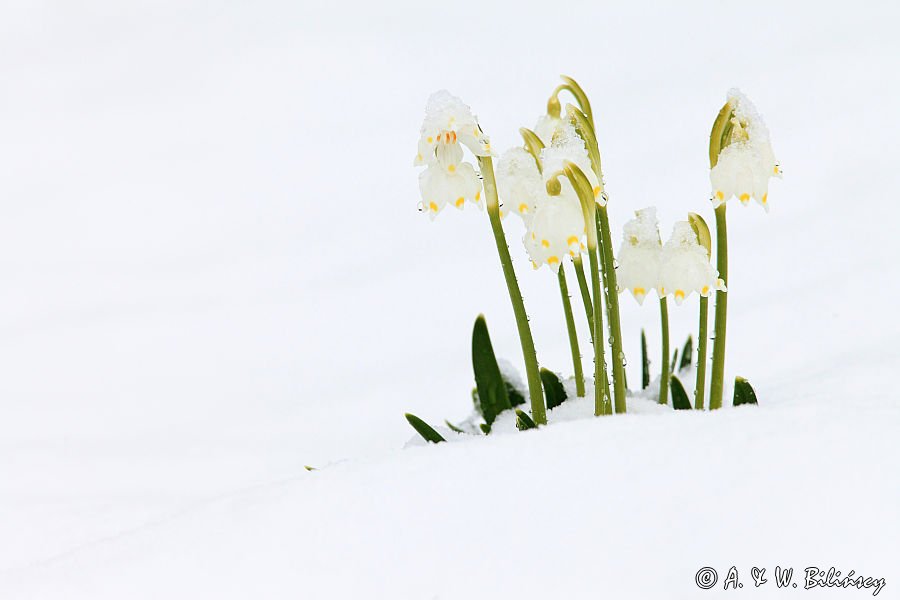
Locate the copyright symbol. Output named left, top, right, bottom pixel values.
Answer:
left=696, top=567, right=718, bottom=589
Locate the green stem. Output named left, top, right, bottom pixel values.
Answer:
left=557, top=265, right=585, bottom=397
left=588, top=237, right=611, bottom=415
left=709, top=204, right=728, bottom=410
left=658, top=297, right=670, bottom=405
left=695, top=296, right=709, bottom=410
left=572, top=255, right=593, bottom=339
left=479, top=156, right=547, bottom=424
left=596, top=206, right=627, bottom=413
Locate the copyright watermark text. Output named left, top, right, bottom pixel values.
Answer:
left=695, top=566, right=886, bottom=596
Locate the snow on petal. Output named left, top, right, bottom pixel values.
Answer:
left=658, top=221, right=721, bottom=302
left=709, top=89, right=781, bottom=210
left=616, top=207, right=662, bottom=304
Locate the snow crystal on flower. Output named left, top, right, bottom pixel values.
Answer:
left=710, top=89, right=781, bottom=211
left=539, top=123, right=602, bottom=205
left=616, top=207, right=662, bottom=304
left=658, top=221, right=724, bottom=304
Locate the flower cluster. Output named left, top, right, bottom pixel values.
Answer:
left=415, top=91, right=492, bottom=219
left=617, top=208, right=723, bottom=305
left=496, top=123, right=598, bottom=273
left=710, top=89, right=782, bottom=211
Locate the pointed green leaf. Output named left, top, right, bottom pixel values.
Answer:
left=540, top=368, right=568, bottom=410
left=641, top=329, right=650, bottom=389
left=671, top=349, right=679, bottom=373
left=679, top=335, right=693, bottom=371
left=670, top=375, right=692, bottom=410
left=479, top=423, right=491, bottom=434
left=303, top=465, right=317, bottom=472
left=515, top=409, right=537, bottom=431
left=733, top=376, right=759, bottom=407
left=472, top=315, right=511, bottom=427
left=405, top=413, right=446, bottom=443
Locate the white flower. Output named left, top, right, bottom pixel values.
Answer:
left=658, top=221, right=725, bottom=304
left=539, top=123, right=604, bottom=206
left=415, top=90, right=491, bottom=166
left=415, top=91, right=490, bottom=219
left=496, top=147, right=545, bottom=225
left=616, top=207, right=662, bottom=304
left=710, top=89, right=782, bottom=211
left=523, top=192, right=586, bottom=273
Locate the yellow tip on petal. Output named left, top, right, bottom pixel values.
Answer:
left=428, top=201, right=438, bottom=212
left=715, top=190, right=724, bottom=201
left=593, top=186, right=600, bottom=198
left=739, top=193, right=750, bottom=204
left=475, top=190, right=481, bottom=201
left=455, top=197, right=464, bottom=208
left=762, top=194, right=768, bottom=204
left=541, top=239, right=550, bottom=248
left=547, top=256, right=559, bottom=265
left=567, top=235, right=579, bottom=247
left=675, top=290, right=685, bottom=302
left=633, top=287, right=645, bottom=296
left=426, top=137, right=433, bottom=144
left=701, top=285, right=710, bottom=295
left=518, top=203, right=529, bottom=214
left=447, top=164, right=456, bottom=173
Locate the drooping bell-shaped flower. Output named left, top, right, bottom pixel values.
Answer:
left=496, top=147, right=545, bottom=226
left=523, top=193, right=586, bottom=273
left=415, top=91, right=491, bottom=219
left=710, top=89, right=782, bottom=211
left=616, top=207, right=662, bottom=304
left=658, top=221, right=725, bottom=304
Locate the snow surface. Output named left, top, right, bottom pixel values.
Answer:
left=1, top=1, right=899, bottom=598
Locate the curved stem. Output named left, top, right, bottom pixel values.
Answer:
left=709, top=204, right=728, bottom=410
left=557, top=265, right=585, bottom=397
left=572, top=255, right=593, bottom=340
left=479, top=157, right=546, bottom=424
left=658, top=297, right=670, bottom=406
left=695, top=296, right=709, bottom=410
left=596, top=206, right=627, bottom=413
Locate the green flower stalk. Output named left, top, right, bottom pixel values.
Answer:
left=658, top=297, right=670, bottom=405
left=414, top=91, right=546, bottom=424
left=688, top=213, right=713, bottom=410
left=558, top=265, right=585, bottom=397
left=706, top=89, right=781, bottom=409
left=519, top=127, right=584, bottom=398
left=548, top=162, right=611, bottom=415
left=480, top=156, right=547, bottom=424
left=566, top=102, right=627, bottom=414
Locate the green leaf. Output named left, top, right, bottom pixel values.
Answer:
left=479, top=423, right=491, bottom=434
left=670, top=375, right=692, bottom=410
left=303, top=465, right=317, bottom=472
left=671, top=349, right=679, bottom=373
left=405, top=413, right=446, bottom=443
left=515, top=409, right=537, bottom=431
left=444, top=420, right=466, bottom=434
left=472, top=315, right=511, bottom=427
left=679, top=335, right=693, bottom=371
left=733, top=376, right=759, bottom=407
left=641, top=329, right=650, bottom=389
left=505, top=380, right=526, bottom=407
left=540, top=368, right=568, bottom=410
